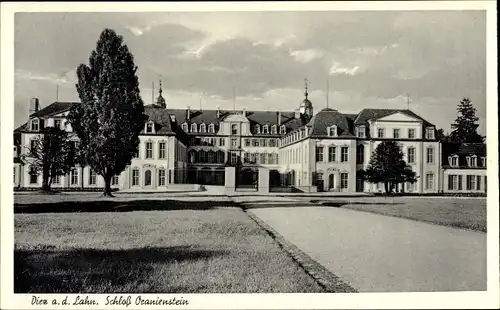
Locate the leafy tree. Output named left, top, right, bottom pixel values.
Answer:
left=449, top=98, right=483, bottom=143
left=361, top=140, right=417, bottom=194
left=21, top=127, right=75, bottom=192
left=67, top=28, right=146, bottom=196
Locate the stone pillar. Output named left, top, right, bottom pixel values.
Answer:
left=225, top=166, right=235, bottom=193
left=258, top=167, right=270, bottom=193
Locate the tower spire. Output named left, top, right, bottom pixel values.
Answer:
left=326, top=77, right=329, bottom=109
left=155, top=75, right=166, bottom=108
left=159, top=75, right=163, bottom=96
left=304, top=78, right=309, bottom=99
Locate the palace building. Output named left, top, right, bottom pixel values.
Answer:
left=13, top=82, right=486, bottom=194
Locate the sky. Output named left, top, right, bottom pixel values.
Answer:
left=14, top=11, right=486, bottom=133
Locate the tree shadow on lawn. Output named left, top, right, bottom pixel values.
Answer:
left=14, top=199, right=236, bottom=214
left=15, top=245, right=227, bottom=293
left=241, top=200, right=404, bottom=209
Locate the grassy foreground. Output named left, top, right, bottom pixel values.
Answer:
left=339, top=197, right=487, bottom=232
left=15, top=208, right=324, bottom=293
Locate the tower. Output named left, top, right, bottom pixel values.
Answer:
left=299, top=78, right=313, bottom=121
left=156, top=76, right=166, bottom=108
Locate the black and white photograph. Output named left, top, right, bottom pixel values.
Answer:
left=1, top=1, right=498, bottom=309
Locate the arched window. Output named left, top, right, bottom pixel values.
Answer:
left=145, top=121, right=155, bottom=134
left=327, top=125, right=337, bottom=137
left=182, top=123, right=188, bottom=132
left=144, top=170, right=152, bottom=186
left=263, top=125, right=269, bottom=134
left=208, top=124, right=215, bottom=133
left=271, top=125, right=277, bottom=134
left=255, top=124, right=261, bottom=134
left=190, top=123, right=197, bottom=133
left=280, top=125, right=286, bottom=134
left=200, top=123, right=206, bottom=133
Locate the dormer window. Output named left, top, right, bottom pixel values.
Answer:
left=54, top=119, right=62, bottom=129
left=327, top=125, right=337, bottom=137
left=191, top=123, right=197, bottom=133
left=255, top=125, right=261, bottom=134
left=182, top=123, right=188, bottom=132
left=263, top=125, right=269, bottom=134
left=481, top=156, right=486, bottom=167
left=145, top=122, right=154, bottom=134
left=208, top=124, right=215, bottom=133
left=449, top=155, right=459, bottom=167
left=280, top=125, right=286, bottom=134
left=357, top=126, right=366, bottom=138
left=467, top=155, right=478, bottom=167
left=425, top=127, right=435, bottom=140
left=31, top=119, right=39, bottom=131
left=271, top=125, right=277, bottom=134
left=200, top=123, right=206, bottom=133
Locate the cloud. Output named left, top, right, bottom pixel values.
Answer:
left=289, top=49, right=324, bottom=63
left=329, top=62, right=361, bottom=76
left=15, top=68, right=77, bottom=85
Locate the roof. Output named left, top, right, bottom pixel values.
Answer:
left=30, top=101, right=75, bottom=118
left=307, top=108, right=354, bottom=137
left=354, top=108, right=433, bottom=126
left=143, top=106, right=175, bottom=135
left=456, top=143, right=486, bottom=156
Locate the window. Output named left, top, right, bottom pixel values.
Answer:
left=54, top=119, right=62, bottom=129
left=145, top=142, right=153, bottom=159
left=271, top=125, right=277, bottom=134
left=158, top=142, right=166, bottom=159
left=253, top=139, right=260, bottom=147
left=269, top=139, right=276, bottom=147
left=70, top=168, right=78, bottom=185
left=328, top=146, right=336, bottom=162
left=466, top=175, right=476, bottom=190
left=132, top=169, right=139, bottom=186
left=450, top=156, right=458, bottom=166
left=261, top=139, right=267, bottom=147
left=190, top=123, right=197, bottom=133
left=263, top=125, right=269, bottom=134
left=200, top=123, right=206, bottom=133
left=199, top=151, right=206, bottom=163
left=89, top=169, right=97, bottom=185
left=244, top=139, right=251, bottom=147
left=29, top=167, right=38, bottom=184
left=469, top=156, right=477, bottom=167
left=30, top=139, right=37, bottom=152
left=426, top=127, right=435, bottom=139
left=219, top=138, right=225, bottom=146
left=208, top=124, right=215, bottom=133
left=340, top=173, right=349, bottom=189
left=53, top=174, right=61, bottom=184
left=13, top=167, right=16, bottom=183
left=158, top=169, right=166, bottom=186
left=230, top=152, right=238, bottom=164
left=231, top=138, right=238, bottom=148
left=356, top=145, right=364, bottom=164
left=280, top=125, right=286, bottom=134
left=377, top=128, right=385, bottom=138
left=315, top=146, right=324, bottom=162
left=145, top=122, right=154, bottom=133
left=341, top=147, right=349, bottom=162
left=425, top=147, right=434, bottom=164
left=182, top=123, right=188, bottom=132
left=144, top=170, right=152, bottom=186
left=407, top=147, right=415, bottom=164
left=208, top=151, right=215, bottom=163
left=426, top=173, right=434, bottom=190
left=408, top=129, right=416, bottom=139
left=357, top=126, right=366, bottom=138
left=232, top=124, right=239, bottom=135
left=448, top=175, right=462, bottom=190
left=328, top=126, right=337, bottom=137
left=393, top=129, right=400, bottom=139
left=254, top=125, right=260, bottom=134
left=31, top=119, right=39, bottom=131
left=476, top=176, right=481, bottom=190
left=111, top=174, right=119, bottom=185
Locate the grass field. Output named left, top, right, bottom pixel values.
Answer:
left=15, top=208, right=324, bottom=293
left=335, top=197, right=487, bottom=232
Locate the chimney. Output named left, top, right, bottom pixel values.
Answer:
left=29, top=98, right=40, bottom=116
left=216, top=105, right=220, bottom=119
left=277, top=111, right=282, bottom=125
left=294, top=109, right=300, bottom=119
left=170, top=114, right=176, bottom=122
left=242, top=108, right=247, bottom=117
left=187, top=105, right=191, bottom=120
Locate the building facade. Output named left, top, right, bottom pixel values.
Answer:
left=13, top=87, right=486, bottom=194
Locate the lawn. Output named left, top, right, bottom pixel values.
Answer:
left=14, top=207, right=324, bottom=293
left=335, top=197, right=487, bottom=232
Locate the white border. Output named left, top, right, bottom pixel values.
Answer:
left=1, top=2, right=498, bottom=309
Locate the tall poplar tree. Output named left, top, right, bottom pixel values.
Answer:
left=67, top=29, right=146, bottom=196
